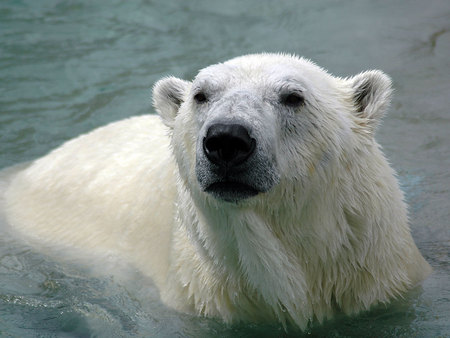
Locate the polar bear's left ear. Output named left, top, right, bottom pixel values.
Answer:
left=153, top=76, right=191, bottom=129
left=349, top=70, right=393, bottom=134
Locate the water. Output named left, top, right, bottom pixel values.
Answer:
left=1, top=0, right=449, bottom=336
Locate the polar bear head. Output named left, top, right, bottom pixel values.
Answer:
left=153, top=53, right=392, bottom=204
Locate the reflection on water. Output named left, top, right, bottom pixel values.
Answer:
left=1, top=0, right=449, bottom=336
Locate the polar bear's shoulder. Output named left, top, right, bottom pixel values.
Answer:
left=4, top=114, right=177, bottom=275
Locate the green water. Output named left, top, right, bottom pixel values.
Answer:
left=1, top=0, right=449, bottom=336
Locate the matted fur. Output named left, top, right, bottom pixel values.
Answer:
left=3, top=53, right=431, bottom=330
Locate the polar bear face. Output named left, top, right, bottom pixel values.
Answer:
left=153, top=54, right=392, bottom=204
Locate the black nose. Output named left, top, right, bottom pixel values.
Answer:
left=203, top=123, right=256, bottom=167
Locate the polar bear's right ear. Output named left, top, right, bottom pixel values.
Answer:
left=153, top=76, right=191, bottom=129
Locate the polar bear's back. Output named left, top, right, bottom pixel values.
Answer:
left=4, top=115, right=176, bottom=285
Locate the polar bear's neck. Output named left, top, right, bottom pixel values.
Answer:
left=165, top=186, right=319, bottom=327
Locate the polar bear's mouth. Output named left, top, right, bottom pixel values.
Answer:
left=205, top=181, right=259, bottom=202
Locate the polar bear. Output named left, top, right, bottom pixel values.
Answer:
left=3, top=53, right=431, bottom=329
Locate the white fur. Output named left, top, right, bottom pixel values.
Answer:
left=3, top=53, right=431, bottom=330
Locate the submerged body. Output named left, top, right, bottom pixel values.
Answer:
left=3, top=54, right=431, bottom=329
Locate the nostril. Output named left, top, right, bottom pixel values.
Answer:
left=204, top=137, right=221, bottom=152
left=203, top=124, right=256, bottom=167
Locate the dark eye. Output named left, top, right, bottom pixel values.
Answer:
left=194, top=92, right=208, bottom=104
left=281, top=93, right=304, bottom=107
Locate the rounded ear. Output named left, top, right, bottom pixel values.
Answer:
left=152, top=76, right=191, bottom=129
left=349, top=70, right=393, bottom=133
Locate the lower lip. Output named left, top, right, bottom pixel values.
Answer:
left=205, top=181, right=259, bottom=201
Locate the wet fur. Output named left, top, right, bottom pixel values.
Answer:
left=3, top=53, right=431, bottom=329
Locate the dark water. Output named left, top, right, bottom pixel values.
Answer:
left=1, top=0, right=449, bottom=336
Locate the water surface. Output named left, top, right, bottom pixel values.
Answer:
left=1, top=0, right=449, bottom=336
